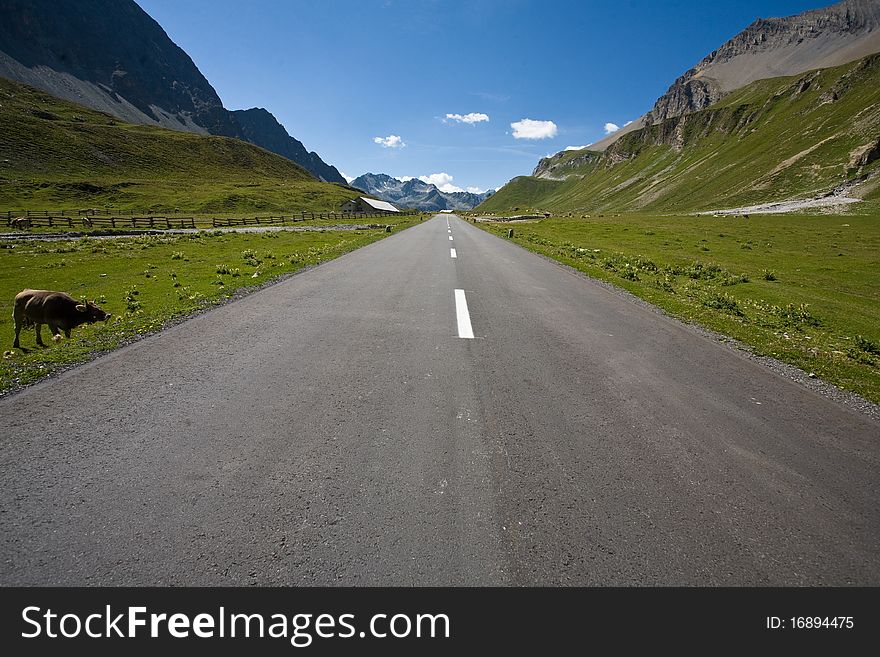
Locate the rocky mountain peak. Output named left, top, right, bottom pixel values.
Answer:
left=646, top=0, right=880, bottom=125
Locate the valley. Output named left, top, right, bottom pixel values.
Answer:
left=0, top=0, right=878, bottom=599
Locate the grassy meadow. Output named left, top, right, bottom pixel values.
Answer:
left=0, top=76, right=359, bottom=214
left=0, top=218, right=419, bottom=394
left=476, top=211, right=880, bottom=403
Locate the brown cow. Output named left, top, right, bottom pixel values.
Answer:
left=13, top=289, right=111, bottom=348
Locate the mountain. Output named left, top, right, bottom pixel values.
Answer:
left=0, top=0, right=345, bottom=183
left=582, top=0, right=880, bottom=153
left=0, top=76, right=357, bottom=213
left=481, top=0, right=880, bottom=214
left=231, top=108, right=346, bottom=183
left=478, top=53, right=880, bottom=214
left=646, top=0, right=880, bottom=124
left=349, top=173, right=494, bottom=211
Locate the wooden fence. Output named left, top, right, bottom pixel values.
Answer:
left=5, top=216, right=196, bottom=229
left=3, top=210, right=402, bottom=230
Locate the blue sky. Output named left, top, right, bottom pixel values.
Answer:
left=137, top=0, right=829, bottom=192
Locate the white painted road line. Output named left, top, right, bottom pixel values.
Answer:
left=450, top=248, right=457, bottom=258
left=448, top=229, right=451, bottom=233
left=449, top=235, right=453, bottom=241
left=454, top=289, right=474, bottom=339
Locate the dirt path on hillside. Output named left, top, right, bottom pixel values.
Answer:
left=700, top=195, right=861, bottom=215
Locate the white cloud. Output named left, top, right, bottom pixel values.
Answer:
left=340, top=171, right=356, bottom=184
left=373, top=134, right=405, bottom=148
left=511, top=118, right=558, bottom=140
left=445, top=112, right=490, bottom=125
left=395, top=175, right=414, bottom=182
left=603, top=122, right=620, bottom=135
left=467, top=186, right=487, bottom=194
left=623, top=120, right=633, bottom=127
left=418, top=172, right=464, bottom=193
left=564, top=145, right=587, bottom=151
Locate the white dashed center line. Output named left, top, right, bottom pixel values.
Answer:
left=450, top=248, right=457, bottom=258
left=454, top=289, right=474, bottom=339
left=449, top=235, right=453, bottom=241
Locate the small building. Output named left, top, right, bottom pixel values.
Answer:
left=341, top=196, right=400, bottom=214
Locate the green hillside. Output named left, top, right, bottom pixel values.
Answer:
left=0, top=77, right=358, bottom=213
left=480, top=54, right=880, bottom=215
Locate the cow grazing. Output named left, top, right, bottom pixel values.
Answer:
left=12, top=289, right=111, bottom=348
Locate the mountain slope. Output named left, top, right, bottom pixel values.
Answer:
left=582, top=0, right=880, bottom=153
left=479, top=54, right=880, bottom=214
left=0, top=0, right=345, bottom=183
left=647, top=0, right=880, bottom=124
left=350, top=173, right=493, bottom=211
left=231, top=108, right=346, bottom=183
left=0, top=77, right=357, bottom=212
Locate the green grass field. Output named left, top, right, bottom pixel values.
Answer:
left=0, top=217, right=419, bottom=394
left=476, top=212, right=880, bottom=402
left=0, top=77, right=360, bottom=213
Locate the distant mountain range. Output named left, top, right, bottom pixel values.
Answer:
left=0, top=0, right=346, bottom=184
left=349, top=173, right=494, bottom=211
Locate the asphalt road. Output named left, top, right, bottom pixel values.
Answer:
left=1, top=215, right=878, bottom=585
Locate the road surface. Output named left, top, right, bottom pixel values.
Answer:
left=1, top=215, right=877, bottom=585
